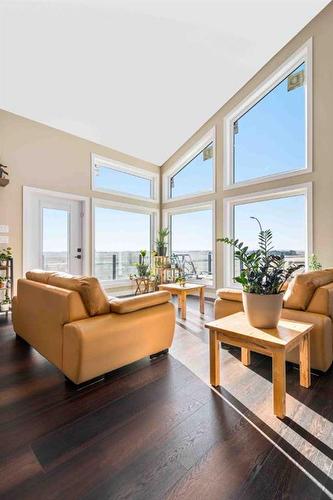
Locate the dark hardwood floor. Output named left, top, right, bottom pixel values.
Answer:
left=0, top=310, right=332, bottom=499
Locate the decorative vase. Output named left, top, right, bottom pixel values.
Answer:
left=242, top=292, right=284, bottom=329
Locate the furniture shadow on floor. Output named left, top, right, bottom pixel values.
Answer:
left=214, top=385, right=333, bottom=496
left=226, top=345, right=333, bottom=422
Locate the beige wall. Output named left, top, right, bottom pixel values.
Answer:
left=161, top=2, right=333, bottom=291
left=0, top=110, right=159, bottom=291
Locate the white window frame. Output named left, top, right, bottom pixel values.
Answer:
left=91, top=153, right=159, bottom=202
left=162, top=128, right=216, bottom=202
left=222, top=182, right=313, bottom=288
left=163, top=201, right=216, bottom=289
left=92, top=198, right=159, bottom=287
left=224, top=38, right=313, bottom=189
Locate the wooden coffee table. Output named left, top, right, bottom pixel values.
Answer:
left=205, top=312, right=313, bottom=418
left=158, top=283, right=205, bottom=320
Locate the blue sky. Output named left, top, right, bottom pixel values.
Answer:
left=172, top=210, right=212, bottom=251
left=171, top=145, right=213, bottom=198
left=94, top=166, right=152, bottom=198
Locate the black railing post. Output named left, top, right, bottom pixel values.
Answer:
left=112, top=254, right=117, bottom=280
left=208, top=251, right=212, bottom=274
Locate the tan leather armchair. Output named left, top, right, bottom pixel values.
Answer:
left=214, top=270, right=333, bottom=372
left=12, top=271, right=175, bottom=384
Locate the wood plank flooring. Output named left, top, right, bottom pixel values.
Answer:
left=0, top=302, right=332, bottom=499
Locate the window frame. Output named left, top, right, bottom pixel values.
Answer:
left=163, top=201, right=216, bottom=289
left=223, top=38, right=313, bottom=189
left=162, top=128, right=216, bottom=202
left=92, top=198, right=159, bottom=287
left=222, top=182, right=313, bottom=288
left=91, top=153, right=159, bottom=202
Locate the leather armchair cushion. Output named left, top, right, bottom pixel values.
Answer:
left=307, top=283, right=333, bottom=319
left=26, top=270, right=110, bottom=316
left=283, top=269, right=333, bottom=311
left=110, top=291, right=171, bottom=314
left=216, top=288, right=242, bottom=302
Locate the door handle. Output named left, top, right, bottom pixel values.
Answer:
left=75, top=255, right=82, bottom=260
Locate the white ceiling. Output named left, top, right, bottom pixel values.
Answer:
left=0, top=0, right=330, bottom=165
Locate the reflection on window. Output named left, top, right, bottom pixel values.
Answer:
left=170, top=142, right=213, bottom=198
left=42, top=208, right=69, bottom=272
left=94, top=206, right=151, bottom=281
left=233, top=195, right=306, bottom=277
left=234, top=63, right=306, bottom=183
left=93, top=164, right=153, bottom=199
left=170, top=208, right=213, bottom=285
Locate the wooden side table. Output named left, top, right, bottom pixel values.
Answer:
left=158, top=283, right=206, bottom=320
left=205, top=312, right=313, bottom=418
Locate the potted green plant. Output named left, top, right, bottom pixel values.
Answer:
left=155, top=228, right=169, bottom=257
left=0, top=297, right=10, bottom=312
left=308, top=254, right=322, bottom=271
left=134, top=249, right=150, bottom=277
left=0, top=247, right=12, bottom=266
left=0, top=276, right=7, bottom=289
left=218, top=218, right=303, bottom=328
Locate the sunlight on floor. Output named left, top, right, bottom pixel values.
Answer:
left=170, top=304, right=333, bottom=495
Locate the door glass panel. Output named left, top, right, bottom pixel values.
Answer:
left=42, top=208, right=69, bottom=272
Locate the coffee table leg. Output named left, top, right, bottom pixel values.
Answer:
left=199, top=287, right=205, bottom=315
left=180, top=292, right=186, bottom=320
left=209, top=329, right=220, bottom=386
left=272, top=350, right=286, bottom=418
left=241, top=348, right=251, bottom=366
left=300, top=332, right=311, bottom=388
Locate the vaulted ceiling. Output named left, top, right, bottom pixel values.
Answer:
left=0, top=0, right=330, bottom=165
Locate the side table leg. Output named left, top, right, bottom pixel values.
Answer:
left=241, top=348, right=251, bottom=366
left=180, top=292, right=186, bottom=320
left=199, top=287, right=205, bottom=315
left=272, top=350, right=286, bottom=418
left=300, top=332, right=311, bottom=388
left=209, top=329, right=220, bottom=386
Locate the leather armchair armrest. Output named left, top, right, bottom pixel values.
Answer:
left=216, top=288, right=243, bottom=302
left=110, top=291, right=171, bottom=314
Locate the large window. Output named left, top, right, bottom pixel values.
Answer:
left=94, top=202, right=155, bottom=284
left=92, top=154, right=158, bottom=201
left=164, top=130, right=215, bottom=201
left=223, top=185, right=311, bottom=287
left=168, top=205, right=214, bottom=286
left=224, top=40, right=311, bottom=187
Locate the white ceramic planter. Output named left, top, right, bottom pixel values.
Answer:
left=0, top=303, right=10, bottom=312
left=242, top=291, right=284, bottom=329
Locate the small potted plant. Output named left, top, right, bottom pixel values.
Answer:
left=0, top=276, right=7, bottom=289
left=0, top=247, right=12, bottom=266
left=308, top=254, right=322, bottom=271
left=134, top=249, right=150, bottom=277
left=0, top=297, right=10, bottom=312
left=218, top=218, right=303, bottom=328
left=155, top=228, right=169, bottom=257
left=175, top=272, right=186, bottom=287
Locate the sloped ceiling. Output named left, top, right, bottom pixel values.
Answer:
left=0, top=0, right=330, bottom=164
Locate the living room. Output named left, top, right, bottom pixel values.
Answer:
left=0, top=1, right=333, bottom=498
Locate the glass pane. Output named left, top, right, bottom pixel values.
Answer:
left=170, top=142, right=213, bottom=198
left=233, top=195, right=306, bottom=278
left=171, top=209, right=213, bottom=285
left=94, top=165, right=152, bottom=199
left=42, top=208, right=69, bottom=272
left=234, top=63, right=305, bottom=183
left=94, top=207, right=151, bottom=281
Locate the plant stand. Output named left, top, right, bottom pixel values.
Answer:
left=0, top=257, right=13, bottom=318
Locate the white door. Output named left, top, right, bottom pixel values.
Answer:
left=24, top=189, right=86, bottom=275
